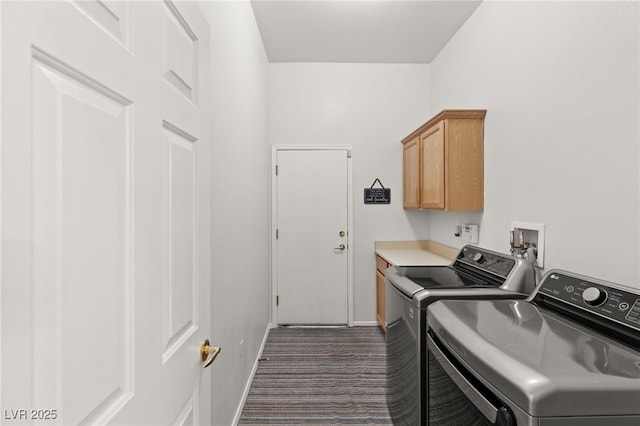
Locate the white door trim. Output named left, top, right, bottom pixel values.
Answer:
left=270, top=145, right=354, bottom=327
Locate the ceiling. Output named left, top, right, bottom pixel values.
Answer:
left=250, top=0, right=483, bottom=64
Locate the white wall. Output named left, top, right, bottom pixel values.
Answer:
left=269, top=63, right=431, bottom=322
left=200, top=2, right=271, bottom=424
left=428, top=1, right=639, bottom=287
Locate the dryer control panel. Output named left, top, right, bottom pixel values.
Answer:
left=534, top=270, right=640, bottom=333
left=454, top=245, right=516, bottom=279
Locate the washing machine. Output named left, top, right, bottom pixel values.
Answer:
left=385, top=245, right=536, bottom=425
left=427, top=269, right=640, bottom=425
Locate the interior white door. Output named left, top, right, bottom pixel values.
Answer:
left=275, top=148, right=350, bottom=325
left=0, top=1, right=212, bottom=425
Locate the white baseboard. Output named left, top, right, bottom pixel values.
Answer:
left=232, top=323, right=273, bottom=426
left=352, top=320, right=379, bottom=327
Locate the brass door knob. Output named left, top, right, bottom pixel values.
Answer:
left=334, top=244, right=346, bottom=251
left=200, top=339, right=221, bottom=368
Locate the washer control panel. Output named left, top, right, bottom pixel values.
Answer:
left=455, top=246, right=516, bottom=279
left=536, top=270, right=640, bottom=331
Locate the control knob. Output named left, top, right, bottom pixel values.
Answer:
left=582, top=287, right=607, bottom=307
left=472, top=252, right=486, bottom=264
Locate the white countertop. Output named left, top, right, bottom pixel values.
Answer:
left=374, top=240, right=458, bottom=266
left=375, top=248, right=452, bottom=266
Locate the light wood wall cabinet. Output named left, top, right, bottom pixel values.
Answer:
left=402, top=135, right=421, bottom=209
left=402, top=110, right=486, bottom=211
left=375, top=255, right=390, bottom=332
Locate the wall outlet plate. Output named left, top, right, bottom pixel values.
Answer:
left=511, top=221, right=545, bottom=268
left=461, top=224, right=479, bottom=243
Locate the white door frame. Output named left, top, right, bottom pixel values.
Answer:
left=270, top=145, right=354, bottom=327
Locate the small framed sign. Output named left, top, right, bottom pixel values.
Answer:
left=364, top=178, right=390, bottom=204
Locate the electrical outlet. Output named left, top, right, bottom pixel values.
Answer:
left=239, top=339, right=245, bottom=361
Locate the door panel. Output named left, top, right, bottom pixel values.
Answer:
left=32, top=45, right=134, bottom=426
left=276, top=149, right=350, bottom=325
left=162, top=124, right=199, bottom=362
left=403, top=136, right=420, bottom=209
left=173, top=395, right=197, bottom=426
left=157, top=2, right=212, bottom=424
left=1, top=1, right=212, bottom=424
left=420, top=122, right=445, bottom=209
left=163, top=0, right=198, bottom=104
left=72, top=0, right=131, bottom=49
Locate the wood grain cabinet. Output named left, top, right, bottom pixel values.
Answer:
left=402, top=135, right=421, bottom=209
left=375, top=255, right=390, bottom=332
left=402, top=109, right=486, bottom=211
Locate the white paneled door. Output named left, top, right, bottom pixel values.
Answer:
left=1, top=2, right=213, bottom=425
left=274, top=148, right=352, bottom=325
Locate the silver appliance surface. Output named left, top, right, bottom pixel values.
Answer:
left=427, top=269, right=640, bottom=424
left=391, top=245, right=537, bottom=300
left=385, top=245, right=536, bottom=425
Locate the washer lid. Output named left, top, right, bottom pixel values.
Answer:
left=428, top=299, right=640, bottom=417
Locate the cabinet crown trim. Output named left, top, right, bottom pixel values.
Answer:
left=401, top=109, right=486, bottom=144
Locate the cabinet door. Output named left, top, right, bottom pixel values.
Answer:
left=376, top=269, right=386, bottom=331
left=403, top=136, right=421, bottom=209
left=420, top=121, right=446, bottom=209
left=447, top=118, right=484, bottom=211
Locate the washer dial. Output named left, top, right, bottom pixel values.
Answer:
left=582, top=287, right=607, bottom=307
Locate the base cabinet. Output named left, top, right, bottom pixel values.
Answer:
left=375, top=255, right=390, bottom=332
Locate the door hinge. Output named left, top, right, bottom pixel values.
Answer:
left=347, top=149, right=352, bottom=158
left=276, top=229, right=279, bottom=239
left=275, top=165, right=278, bottom=176
left=276, top=295, right=279, bottom=306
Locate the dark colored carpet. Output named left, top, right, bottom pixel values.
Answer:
left=238, top=326, right=393, bottom=425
